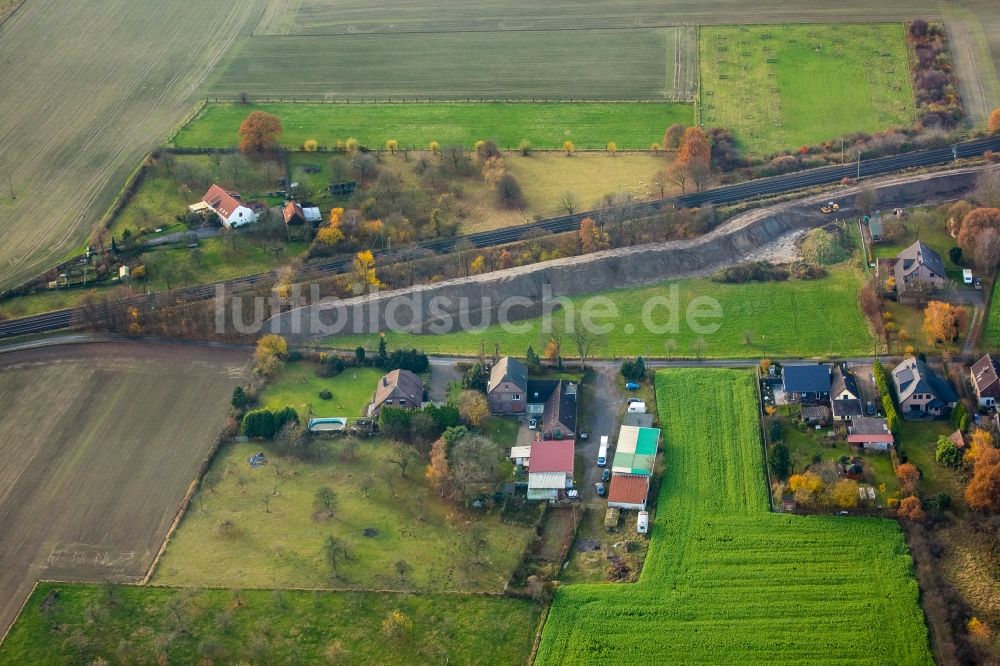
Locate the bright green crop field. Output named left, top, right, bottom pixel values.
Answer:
left=327, top=266, right=875, bottom=360
left=699, top=24, right=914, bottom=155
left=535, top=369, right=932, bottom=664
left=173, top=102, right=693, bottom=151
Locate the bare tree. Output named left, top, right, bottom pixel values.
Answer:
left=559, top=191, right=581, bottom=215
left=569, top=320, right=600, bottom=371
left=386, top=443, right=419, bottom=478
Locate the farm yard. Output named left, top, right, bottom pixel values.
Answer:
left=175, top=102, right=693, bottom=151
left=152, top=439, right=535, bottom=591
left=0, top=582, right=540, bottom=665
left=0, top=342, right=248, bottom=632
left=330, top=265, right=874, bottom=360
left=0, top=0, right=262, bottom=293
left=205, top=27, right=697, bottom=101
left=535, top=369, right=932, bottom=664
left=699, top=24, right=915, bottom=155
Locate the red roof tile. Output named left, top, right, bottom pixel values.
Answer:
left=608, top=473, right=649, bottom=505
left=528, top=439, right=574, bottom=474
left=202, top=184, right=243, bottom=219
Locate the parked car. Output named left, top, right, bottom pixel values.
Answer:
left=578, top=431, right=589, bottom=440
left=625, top=382, right=641, bottom=391
left=626, top=397, right=643, bottom=405
left=865, top=401, right=875, bottom=416
left=627, top=401, right=647, bottom=414
left=597, top=436, right=608, bottom=467
left=566, top=489, right=579, bottom=500
left=974, top=277, right=983, bottom=290
left=602, top=469, right=611, bottom=482
left=636, top=511, right=649, bottom=534
left=528, top=418, right=538, bottom=430
left=595, top=482, right=607, bottom=497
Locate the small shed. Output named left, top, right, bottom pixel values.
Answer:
left=604, top=507, right=621, bottom=531
left=509, top=445, right=531, bottom=466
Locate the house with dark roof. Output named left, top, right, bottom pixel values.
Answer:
left=782, top=363, right=831, bottom=403
left=893, top=240, right=948, bottom=297
left=282, top=201, right=322, bottom=226
left=368, top=369, right=424, bottom=417
left=891, top=357, right=957, bottom=419
left=847, top=416, right=894, bottom=451
left=191, top=184, right=258, bottom=228
left=541, top=380, right=577, bottom=439
left=487, top=356, right=528, bottom=415
left=830, top=365, right=863, bottom=422
left=970, top=353, right=1000, bottom=408
left=527, top=439, right=574, bottom=501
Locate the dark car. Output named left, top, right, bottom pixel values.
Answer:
left=602, top=469, right=611, bottom=482
left=595, top=482, right=607, bottom=497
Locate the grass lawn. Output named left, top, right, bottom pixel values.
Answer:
left=536, top=369, right=932, bottom=664
left=897, top=419, right=967, bottom=503
left=699, top=24, right=914, bottom=155
left=480, top=416, right=519, bottom=449
left=886, top=300, right=970, bottom=356
left=508, top=151, right=675, bottom=216
left=982, top=278, right=1000, bottom=351
left=153, top=440, right=534, bottom=592
left=326, top=266, right=874, bottom=359
left=174, top=102, right=693, bottom=151
left=0, top=582, right=540, bottom=665
left=257, top=362, right=385, bottom=420
left=141, top=235, right=309, bottom=291
left=203, top=27, right=693, bottom=101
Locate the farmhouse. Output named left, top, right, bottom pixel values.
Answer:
left=891, top=357, right=957, bottom=418
left=526, top=439, right=574, bottom=501
left=282, top=201, right=322, bottom=226
left=892, top=240, right=948, bottom=297
left=190, top=184, right=258, bottom=228
left=487, top=356, right=528, bottom=415
left=830, top=365, right=863, bottom=422
left=782, top=363, right=831, bottom=403
left=847, top=416, right=894, bottom=451
left=970, top=353, right=1000, bottom=408
left=368, top=369, right=423, bottom=417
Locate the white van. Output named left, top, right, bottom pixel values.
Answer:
left=597, top=436, right=609, bottom=467
left=626, top=401, right=647, bottom=414
left=637, top=511, right=649, bottom=534
left=963, top=269, right=973, bottom=285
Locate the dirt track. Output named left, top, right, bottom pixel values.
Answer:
left=0, top=342, right=248, bottom=633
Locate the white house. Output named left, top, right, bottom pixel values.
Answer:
left=191, top=184, right=258, bottom=228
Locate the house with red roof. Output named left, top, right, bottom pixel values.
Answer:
left=607, top=473, right=650, bottom=511
left=190, top=184, right=258, bottom=228
left=527, top=439, right=574, bottom=501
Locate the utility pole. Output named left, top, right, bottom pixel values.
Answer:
left=7, top=174, right=13, bottom=200
left=856, top=150, right=861, bottom=181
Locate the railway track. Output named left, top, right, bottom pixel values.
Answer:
left=2, top=135, right=998, bottom=340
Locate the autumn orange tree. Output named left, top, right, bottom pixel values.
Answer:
left=896, top=462, right=921, bottom=495
left=579, top=217, right=608, bottom=254
left=426, top=438, right=455, bottom=499
left=676, top=127, right=711, bottom=190
left=989, top=107, right=1000, bottom=134
left=922, top=300, right=964, bottom=344
left=831, top=478, right=860, bottom=508
left=238, top=111, right=283, bottom=154
left=965, top=446, right=1000, bottom=512
left=897, top=496, right=926, bottom=522
left=965, top=427, right=995, bottom=463
left=956, top=207, right=1000, bottom=251
left=788, top=471, right=824, bottom=506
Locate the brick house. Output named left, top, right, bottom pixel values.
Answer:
left=368, top=369, right=424, bottom=417
left=487, top=356, right=528, bottom=415
left=891, top=357, right=957, bottom=418
left=892, top=240, right=948, bottom=298
left=970, top=353, right=1000, bottom=408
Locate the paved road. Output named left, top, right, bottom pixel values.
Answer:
left=2, top=138, right=999, bottom=340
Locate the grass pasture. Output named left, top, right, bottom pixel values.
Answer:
left=0, top=342, right=247, bottom=632
left=153, top=440, right=534, bottom=592
left=328, top=266, right=874, bottom=359
left=535, top=369, right=932, bottom=664
left=699, top=24, right=914, bottom=155
left=174, top=102, right=693, bottom=151
left=256, top=362, right=385, bottom=420
left=206, top=27, right=696, bottom=101
left=0, top=582, right=540, bottom=665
